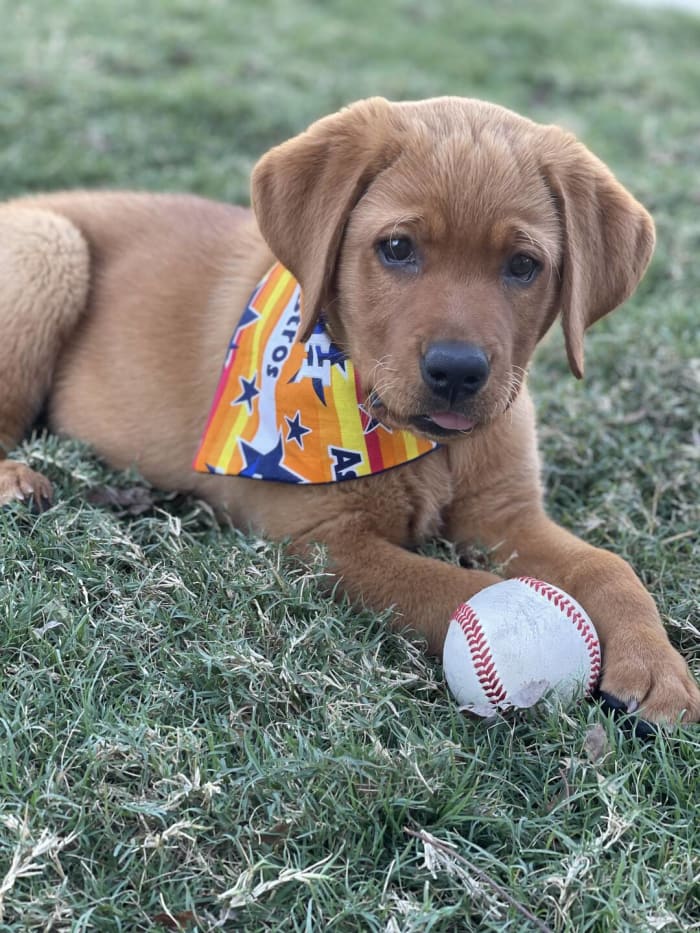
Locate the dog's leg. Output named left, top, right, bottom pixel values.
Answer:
left=295, top=515, right=500, bottom=656
left=0, top=207, right=89, bottom=506
left=449, top=503, right=700, bottom=724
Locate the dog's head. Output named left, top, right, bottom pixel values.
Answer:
left=251, top=97, right=654, bottom=440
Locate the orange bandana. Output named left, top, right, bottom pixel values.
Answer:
left=193, top=263, right=438, bottom=484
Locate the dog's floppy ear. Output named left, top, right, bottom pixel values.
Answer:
left=251, top=97, right=399, bottom=341
left=541, top=131, right=655, bottom=378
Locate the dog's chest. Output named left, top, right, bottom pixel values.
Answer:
left=400, top=448, right=456, bottom=545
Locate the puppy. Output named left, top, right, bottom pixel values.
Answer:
left=0, top=96, right=697, bottom=725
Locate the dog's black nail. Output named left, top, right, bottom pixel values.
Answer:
left=597, top=691, right=657, bottom=740
left=30, top=494, right=52, bottom=514
left=598, top=690, right=627, bottom=712
left=631, top=717, right=657, bottom=739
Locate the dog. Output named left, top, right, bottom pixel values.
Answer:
left=0, top=96, right=697, bottom=725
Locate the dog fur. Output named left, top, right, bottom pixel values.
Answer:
left=1, top=96, right=697, bottom=724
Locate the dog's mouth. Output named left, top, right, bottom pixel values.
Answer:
left=369, top=398, right=477, bottom=438
left=410, top=412, right=476, bottom=437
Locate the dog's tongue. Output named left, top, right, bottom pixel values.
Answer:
left=429, top=412, right=475, bottom=432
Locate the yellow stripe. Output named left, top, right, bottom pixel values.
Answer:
left=332, top=361, right=367, bottom=471
left=403, top=430, right=419, bottom=460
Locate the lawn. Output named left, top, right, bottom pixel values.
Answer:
left=1, top=0, right=699, bottom=930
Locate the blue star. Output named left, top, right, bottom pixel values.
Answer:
left=285, top=412, right=311, bottom=448
left=233, top=373, right=259, bottom=413
left=358, top=403, right=383, bottom=435
left=239, top=436, right=303, bottom=484
left=225, top=304, right=261, bottom=358
left=237, top=303, right=260, bottom=331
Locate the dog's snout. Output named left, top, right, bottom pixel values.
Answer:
left=420, top=341, right=490, bottom=402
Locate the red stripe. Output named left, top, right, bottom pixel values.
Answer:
left=206, top=354, right=235, bottom=428
left=354, top=370, right=384, bottom=473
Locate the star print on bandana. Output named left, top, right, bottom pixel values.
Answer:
left=193, top=263, right=438, bottom=484
left=358, top=402, right=383, bottom=435
left=234, top=373, right=259, bottom=413
left=236, top=303, right=260, bottom=332
left=239, top=436, right=303, bottom=483
left=285, top=412, right=311, bottom=448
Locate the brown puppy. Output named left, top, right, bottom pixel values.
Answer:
left=0, top=96, right=697, bottom=724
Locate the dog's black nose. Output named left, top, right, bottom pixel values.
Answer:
left=420, top=341, right=490, bottom=402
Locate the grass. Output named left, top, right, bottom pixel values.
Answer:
left=1, top=0, right=699, bottom=929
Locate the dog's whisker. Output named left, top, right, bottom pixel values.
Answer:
left=369, top=364, right=402, bottom=399
left=370, top=356, right=398, bottom=377
left=367, top=355, right=399, bottom=392
left=370, top=380, right=402, bottom=406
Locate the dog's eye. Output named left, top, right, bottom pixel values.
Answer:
left=507, top=253, right=540, bottom=283
left=378, top=237, right=416, bottom=266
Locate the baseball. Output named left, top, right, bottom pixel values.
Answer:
left=443, top=576, right=601, bottom=716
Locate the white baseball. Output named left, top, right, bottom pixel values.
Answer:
left=443, top=577, right=601, bottom=716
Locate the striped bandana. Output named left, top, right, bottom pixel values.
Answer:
left=193, top=263, right=438, bottom=484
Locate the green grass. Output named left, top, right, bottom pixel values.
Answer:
left=1, top=0, right=700, bottom=929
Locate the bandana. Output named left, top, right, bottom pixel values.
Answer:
left=193, top=263, right=438, bottom=484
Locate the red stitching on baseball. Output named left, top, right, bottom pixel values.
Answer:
left=516, top=577, right=601, bottom=694
left=453, top=602, right=509, bottom=708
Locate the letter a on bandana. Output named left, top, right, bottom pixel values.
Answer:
left=193, top=263, right=438, bottom=484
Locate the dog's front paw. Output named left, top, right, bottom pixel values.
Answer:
left=600, top=635, right=700, bottom=727
left=0, top=460, right=53, bottom=510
